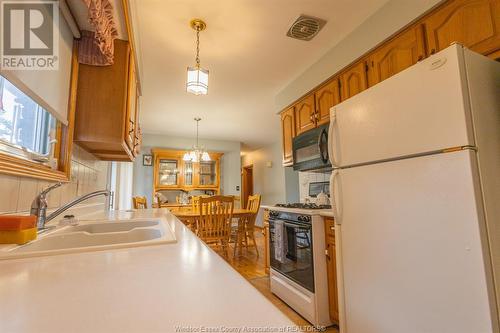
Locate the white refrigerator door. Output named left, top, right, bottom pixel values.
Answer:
left=328, top=44, right=475, bottom=168
left=332, top=150, right=494, bottom=333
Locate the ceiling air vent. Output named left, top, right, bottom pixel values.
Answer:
left=286, top=15, right=326, bottom=41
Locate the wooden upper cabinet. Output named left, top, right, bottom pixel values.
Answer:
left=294, top=94, right=316, bottom=136
left=125, top=56, right=138, bottom=153
left=424, top=0, right=500, bottom=56
left=340, top=61, right=368, bottom=100
left=281, top=107, right=295, bottom=166
left=367, top=25, right=427, bottom=86
left=74, top=39, right=140, bottom=161
left=315, top=78, right=341, bottom=126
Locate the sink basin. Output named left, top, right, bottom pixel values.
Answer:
left=0, top=218, right=176, bottom=259
left=59, top=220, right=160, bottom=234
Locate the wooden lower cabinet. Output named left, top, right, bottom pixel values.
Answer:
left=340, top=61, right=368, bottom=100
left=264, top=209, right=270, bottom=273
left=280, top=107, right=295, bottom=166
left=424, top=0, right=500, bottom=57
left=324, top=217, right=339, bottom=323
left=368, top=25, right=427, bottom=86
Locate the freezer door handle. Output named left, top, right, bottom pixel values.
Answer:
left=330, top=170, right=342, bottom=224
left=328, top=107, right=339, bottom=167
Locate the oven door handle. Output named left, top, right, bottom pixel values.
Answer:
left=282, top=221, right=312, bottom=230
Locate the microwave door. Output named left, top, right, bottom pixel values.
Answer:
left=318, top=127, right=329, bottom=164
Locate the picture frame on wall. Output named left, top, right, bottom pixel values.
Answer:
left=143, top=154, right=153, bottom=166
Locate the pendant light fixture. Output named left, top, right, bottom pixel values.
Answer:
left=183, top=118, right=211, bottom=162
left=186, top=19, right=209, bottom=95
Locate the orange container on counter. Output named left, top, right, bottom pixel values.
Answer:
left=0, top=215, right=37, bottom=244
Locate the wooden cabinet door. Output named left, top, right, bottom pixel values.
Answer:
left=368, top=25, right=427, bottom=86
left=324, top=218, right=339, bottom=323
left=294, top=94, right=316, bottom=135
left=315, top=78, right=341, bottom=126
left=340, top=61, right=368, bottom=100
left=125, top=55, right=138, bottom=152
left=280, top=107, right=295, bottom=166
left=424, top=0, right=500, bottom=56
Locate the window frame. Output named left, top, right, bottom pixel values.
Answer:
left=0, top=45, right=78, bottom=182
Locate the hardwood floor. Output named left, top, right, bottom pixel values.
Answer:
left=210, top=228, right=339, bottom=332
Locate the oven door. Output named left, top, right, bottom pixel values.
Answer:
left=292, top=123, right=331, bottom=172
left=269, top=219, right=315, bottom=292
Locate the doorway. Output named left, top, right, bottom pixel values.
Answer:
left=241, top=165, right=254, bottom=208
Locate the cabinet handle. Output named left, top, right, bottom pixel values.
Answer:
left=128, top=119, right=135, bottom=134
left=330, top=226, right=335, bottom=231
left=309, top=114, right=314, bottom=122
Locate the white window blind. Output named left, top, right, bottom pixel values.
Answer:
left=0, top=8, right=74, bottom=125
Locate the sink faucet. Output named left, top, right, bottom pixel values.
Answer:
left=31, top=182, right=111, bottom=231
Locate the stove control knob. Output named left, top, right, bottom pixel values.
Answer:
left=303, top=216, right=311, bottom=222
left=298, top=216, right=304, bottom=222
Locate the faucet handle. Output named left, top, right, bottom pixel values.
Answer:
left=40, top=182, right=63, bottom=197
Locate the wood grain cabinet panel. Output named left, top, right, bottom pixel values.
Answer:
left=340, top=61, right=368, bottom=100
left=294, top=94, right=316, bottom=136
left=324, top=217, right=339, bottom=323
left=368, top=25, right=427, bottom=86
left=280, top=107, right=295, bottom=166
left=315, top=78, right=341, bottom=126
left=424, top=0, right=500, bottom=56
left=74, top=39, right=140, bottom=161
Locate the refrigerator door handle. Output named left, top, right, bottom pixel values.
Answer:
left=330, top=169, right=342, bottom=224
left=328, top=107, right=338, bottom=167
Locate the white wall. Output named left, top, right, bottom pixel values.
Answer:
left=241, top=141, right=298, bottom=206
left=275, top=0, right=443, bottom=110
left=132, top=134, right=241, bottom=205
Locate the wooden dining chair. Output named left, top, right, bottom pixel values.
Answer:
left=132, top=196, right=147, bottom=209
left=235, top=194, right=261, bottom=256
left=196, top=196, right=234, bottom=257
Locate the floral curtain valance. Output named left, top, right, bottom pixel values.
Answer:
left=76, top=0, right=118, bottom=66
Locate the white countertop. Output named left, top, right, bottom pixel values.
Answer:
left=0, top=209, right=294, bottom=333
left=261, top=205, right=335, bottom=218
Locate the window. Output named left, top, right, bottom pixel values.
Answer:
left=0, top=75, right=57, bottom=162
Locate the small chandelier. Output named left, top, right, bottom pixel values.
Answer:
left=186, top=19, right=209, bottom=95
left=183, top=117, right=211, bottom=162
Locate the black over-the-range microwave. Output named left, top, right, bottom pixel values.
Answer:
left=292, top=123, right=331, bottom=172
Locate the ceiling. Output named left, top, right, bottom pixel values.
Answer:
left=132, top=0, right=389, bottom=150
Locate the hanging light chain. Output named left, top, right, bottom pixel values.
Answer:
left=195, top=28, right=201, bottom=67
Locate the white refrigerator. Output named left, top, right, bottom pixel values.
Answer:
left=328, top=44, right=500, bottom=333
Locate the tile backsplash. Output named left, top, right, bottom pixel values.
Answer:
left=0, top=144, right=110, bottom=215
left=299, top=171, right=331, bottom=203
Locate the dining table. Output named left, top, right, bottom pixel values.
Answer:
left=169, top=206, right=253, bottom=254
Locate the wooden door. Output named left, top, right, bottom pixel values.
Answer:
left=324, top=217, right=339, bottom=323
left=241, top=165, right=253, bottom=208
left=340, top=61, right=368, bottom=100
left=315, top=78, right=341, bottom=126
left=424, top=0, right=500, bottom=56
left=294, top=94, right=316, bottom=135
left=280, top=107, right=295, bottom=166
left=368, top=25, right=427, bottom=86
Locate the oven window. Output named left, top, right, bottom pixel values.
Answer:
left=270, top=220, right=315, bottom=292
